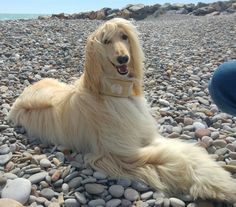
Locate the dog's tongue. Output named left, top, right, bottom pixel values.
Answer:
left=116, top=65, right=128, bottom=75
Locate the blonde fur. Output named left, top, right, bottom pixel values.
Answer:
left=8, top=18, right=236, bottom=202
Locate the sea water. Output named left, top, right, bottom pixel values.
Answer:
left=0, top=13, right=48, bottom=20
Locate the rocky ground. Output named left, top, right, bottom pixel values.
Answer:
left=0, top=14, right=236, bottom=207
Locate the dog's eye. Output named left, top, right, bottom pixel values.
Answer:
left=122, top=34, right=128, bottom=40
left=104, top=39, right=111, bottom=44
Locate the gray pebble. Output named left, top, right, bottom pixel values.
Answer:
left=93, top=171, right=107, bottom=179
left=62, top=183, right=69, bottom=194
left=0, top=144, right=10, bottom=154
left=85, top=183, right=105, bottom=195
left=65, top=198, right=80, bottom=207
left=28, top=172, right=48, bottom=184
left=131, top=180, right=149, bottom=192
left=141, top=191, right=153, bottom=200
left=64, top=171, right=79, bottom=183
left=88, top=199, right=105, bottom=207
left=117, top=178, right=131, bottom=187
left=0, top=152, right=12, bottom=165
left=105, top=199, right=121, bottom=207
left=124, top=188, right=139, bottom=201
left=2, top=178, right=31, bottom=204
left=213, top=139, right=227, bottom=148
left=40, top=188, right=55, bottom=200
left=121, top=199, right=132, bottom=207
left=68, top=177, right=82, bottom=189
left=40, top=158, right=51, bottom=168
left=170, top=197, right=186, bottom=207
left=75, top=192, right=87, bottom=204
left=108, top=185, right=124, bottom=198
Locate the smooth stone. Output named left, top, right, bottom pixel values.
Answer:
left=117, top=178, right=131, bottom=187
left=40, top=158, right=51, bottom=168
left=140, top=191, right=153, bottom=200
left=55, top=152, right=65, bottom=163
left=68, top=177, right=82, bottom=189
left=195, top=128, right=211, bottom=138
left=229, top=152, right=236, bottom=159
left=0, top=198, right=24, bottom=207
left=105, top=199, right=121, bottom=207
left=193, top=122, right=206, bottom=130
left=40, top=188, right=55, bottom=200
left=62, top=183, right=69, bottom=194
left=85, top=183, right=105, bottom=195
left=155, top=197, right=164, bottom=206
left=0, top=144, right=10, bottom=155
left=170, top=197, right=186, bottom=207
left=75, top=192, right=87, bottom=204
left=65, top=198, right=80, bottom=207
left=124, top=188, right=139, bottom=201
left=88, top=199, right=105, bottom=207
left=4, top=173, right=18, bottom=180
left=28, top=172, right=48, bottom=184
left=81, top=169, right=93, bottom=176
left=159, top=99, right=170, bottom=106
left=64, top=171, right=79, bottom=183
left=2, top=178, right=31, bottom=204
left=213, top=139, right=227, bottom=148
left=93, top=171, right=107, bottom=179
left=215, top=148, right=228, bottom=156
left=131, top=180, right=149, bottom=192
left=201, top=136, right=213, bottom=147
left=184, top=118, right=193, bottom=126
left=0, top=152, right=12, bottom=165
left=108, top=185, right=124, bottom=198
left=121, top=199, right=131, bottom=207
left=163, top=198, right=170, bottom=207
left=211, top=131, right=220, bottom=140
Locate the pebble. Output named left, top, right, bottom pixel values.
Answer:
left=88, top=199, right=105, bottom=207
left=28, top=172, right=48, bottom=184
left=85, top=183, right=105, bottom=195
left=0, top=152, right=12, bottom=165
left=93, top=171, right=107, bottom=179
left=195, top=128, right=211, bottom=138
left=0, top=144, right=10, bottom=154
left=40, top=158, right=51, bottom=168
left=124, top=188, right=139, bottom=201
left=1, top=178, right=31, bottom=204
left=121, top=199, right=132, bottom=207
left=105, top=199, right=121, bottom=207
left=68, top=177, right=82, bottom=189
left=65, top=198, right=80, bottom=207
left=141, top=191, right=153, bottom=200
left=193, top=122, right=206, bottom=130
left=213, top=139, right=227, bottom=148
left=75, top=192, right=87, bottom=204
left=108, top=185, right=124, bottom=198
left=131, top=180, right=149, bottom=192
left=40, top=188, right=55, bottom=200
left=62, top=183, right=69, bottom=194
left=170, top=197, right=186, bottom=207
left=117, top=178, right=131, bottom=187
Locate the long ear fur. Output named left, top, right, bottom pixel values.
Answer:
left=83, top=34, right=103, bottom=95
left=113, top=18, right=145, bottom=96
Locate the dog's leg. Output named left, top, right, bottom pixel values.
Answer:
left=89, top=139, right=236, bottom=203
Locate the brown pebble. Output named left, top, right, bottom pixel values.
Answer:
left=51, top=170, right=62, bottom=182
left=195, top=128, right=211, bottom=138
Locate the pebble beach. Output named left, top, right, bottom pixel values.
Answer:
left=0, top=13, right=236, bottom=207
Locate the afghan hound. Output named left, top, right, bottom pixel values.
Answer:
left=8, top=18, right=236, bottom=203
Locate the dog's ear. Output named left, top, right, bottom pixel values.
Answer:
left=120, top=20, right=145, bottom=96
left=83, top=35, right=103, bottom=95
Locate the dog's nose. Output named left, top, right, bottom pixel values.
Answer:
left=117, top=55, right=129, bottom=64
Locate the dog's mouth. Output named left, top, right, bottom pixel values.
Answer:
left=110, top=61, right=129, bottom=75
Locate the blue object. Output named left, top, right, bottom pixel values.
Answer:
left=208, top=60, right=236, bottom=116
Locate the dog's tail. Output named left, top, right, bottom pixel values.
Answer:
left=89, top=138, right=236, bottom=202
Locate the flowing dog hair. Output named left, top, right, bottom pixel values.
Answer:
left=8, top=18, right=236, bottom=202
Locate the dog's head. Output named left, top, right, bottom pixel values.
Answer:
left=83, top=18, right=144, bottom=96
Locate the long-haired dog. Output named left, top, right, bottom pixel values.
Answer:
left=8, top=18, right=236, bottom=203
